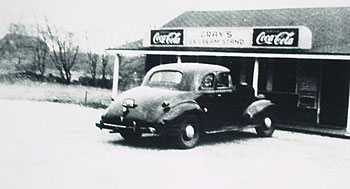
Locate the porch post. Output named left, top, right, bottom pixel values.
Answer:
left=112, top=54, right=121, bottom=100
left=177, top=56, right=182, bottom=63
left=252, top=58, right=259, bottom=96
left=346, top=80, right=350, bottom=133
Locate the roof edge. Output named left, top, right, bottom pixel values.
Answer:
left=106, top=49, right=350, bottom=60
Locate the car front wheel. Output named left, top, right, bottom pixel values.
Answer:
left=255, top=113, right=276, bottom=137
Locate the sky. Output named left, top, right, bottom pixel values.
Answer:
left=1, top=0, right=350, bottom=53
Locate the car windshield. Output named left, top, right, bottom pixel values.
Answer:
left=148, top=71, right=183, bottom=89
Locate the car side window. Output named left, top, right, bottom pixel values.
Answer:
left=216, top=72, right=232, bottom=89
left=200, top=73, right=215, bottom=89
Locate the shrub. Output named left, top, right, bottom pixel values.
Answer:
left=78, top=76, right=112, bottom=89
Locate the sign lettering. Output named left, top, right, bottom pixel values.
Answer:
left=150, top=29, right=183, bottom=45
left=253, top=28, right=299, bottom=47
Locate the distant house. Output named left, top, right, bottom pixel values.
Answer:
left=108, top=7, right=350, bottom=131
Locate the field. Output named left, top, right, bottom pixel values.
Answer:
left=0, top=80, right=113, bottom=108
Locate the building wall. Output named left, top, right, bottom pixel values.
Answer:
left=258, top=58, right=349, bottom=128
left=258, top=59, right=319, bottom=124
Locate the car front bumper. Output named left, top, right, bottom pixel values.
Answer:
left=95, top=121, right=159, bottom=134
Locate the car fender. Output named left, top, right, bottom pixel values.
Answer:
left=243, top=99, right=275, bottom=120
left=159, top=101, right=203, bottom=124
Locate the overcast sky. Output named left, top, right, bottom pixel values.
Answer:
left=1, top=0, right=350, bottom=53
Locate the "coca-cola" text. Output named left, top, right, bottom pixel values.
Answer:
left=152, top=32, right=182, bottom=45
left=255, top=31, right=297, bottom=46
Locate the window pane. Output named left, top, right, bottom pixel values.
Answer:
left=201, top=73, right=215, bottom=88
left=150, top=71, right=182, bottom=84
left=217, top=73, right=229, bottom=88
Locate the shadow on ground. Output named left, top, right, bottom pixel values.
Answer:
left=107, top=131, right=259, bottom=150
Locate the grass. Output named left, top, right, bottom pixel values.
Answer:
left=0, top=80, right=113, bottom=109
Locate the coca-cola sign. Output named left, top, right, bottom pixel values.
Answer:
left=253, top=28, right=299, bottom=47
left=144, top=27, right=311, bottom=49
left=150, top=29, right=184, bottom=45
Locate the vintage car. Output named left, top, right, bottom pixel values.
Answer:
left=96, top=63, right=276, bottom=149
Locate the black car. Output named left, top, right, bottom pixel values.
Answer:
left=96, top=63, right=276, bottom=149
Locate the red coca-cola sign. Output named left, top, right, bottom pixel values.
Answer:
left=253, top=28, right=299, bottom=47
left=151, top=29, right=184, bottom=45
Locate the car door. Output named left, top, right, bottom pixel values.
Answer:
left=197, top=72, right=236, bottom=128
left=214, top=72, right=238, bottom=126
left=196, top=73, right=222, bottom=127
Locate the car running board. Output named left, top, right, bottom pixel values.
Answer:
left=205, top=124, right=259, bottom=134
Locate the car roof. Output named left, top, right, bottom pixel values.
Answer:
left=143, top=63, right=231, bottom=91
left=149, top=63, right=230, bottom=74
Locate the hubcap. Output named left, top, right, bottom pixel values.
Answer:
left=185, top=125, right=195, bottom=139
left=264, top=117, right=272, bottom=128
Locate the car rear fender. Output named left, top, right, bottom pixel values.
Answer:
left=243, top=99, right=275, bottom=120
left=160, top=101, right=203, bottom=124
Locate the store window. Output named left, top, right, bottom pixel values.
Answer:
left=273, top=60, right=297, bottom=93
left=296, top=62, right=320, bottom=109
left=160, top=55, right=177, bottom=64
left=258, top=61, right=268, bottom=91
left=257, top=58, right=274, bottom=92
left=181, top=56, right=198, bottom=62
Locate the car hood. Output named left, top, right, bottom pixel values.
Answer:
left=103, top=86, right=199, bottom=124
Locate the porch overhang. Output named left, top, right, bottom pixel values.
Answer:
left=106, top=49, right=350, bottom=61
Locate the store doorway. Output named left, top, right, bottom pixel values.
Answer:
left=319, top=61, right=349, bottom=128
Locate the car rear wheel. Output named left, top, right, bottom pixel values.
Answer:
left=167, top=115, right=200, bottom=149
left=119, top=130, right=142, bottom=141
left=255, top=113, right=276, bottom=137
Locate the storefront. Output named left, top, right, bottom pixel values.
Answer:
left=107, top=7, right=350, bottom=131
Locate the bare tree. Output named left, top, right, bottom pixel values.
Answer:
left=33, top=24, right=49, bottom=78
left=101, top=54, right=110, bottom=81
left=100, top=54, right=112, bottom=88
left=87, top=51, right=98, bottom=86
left=44, top=21, right=79, bottom=84
left=84, top=32, right=101, bottom=87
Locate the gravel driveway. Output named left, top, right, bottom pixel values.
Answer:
left=1, top=99, right=349, bottom=189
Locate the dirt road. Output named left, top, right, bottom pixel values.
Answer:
left=1, top=99, right=350, bottom=189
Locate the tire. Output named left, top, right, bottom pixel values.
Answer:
left=255, top=113, right=276, bottom=137
left=167, top=115, right=200, bottom=149
left=119, top=130, right=142, bottom=141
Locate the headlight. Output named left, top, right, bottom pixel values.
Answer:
left=122, top=106, right=128, bottom=113
left=123, top=98, right=136, bottom=108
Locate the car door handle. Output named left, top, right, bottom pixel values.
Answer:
left=217, top=94, right=222, bottom=97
